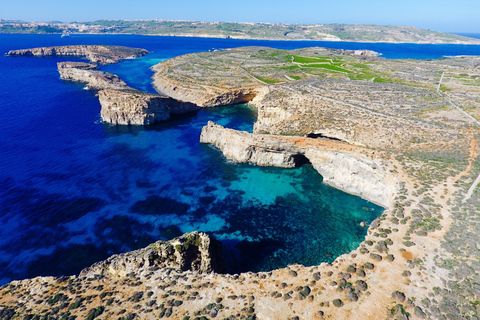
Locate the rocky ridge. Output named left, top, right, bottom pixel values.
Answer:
left=54, top=54, right=199, bottom=125
left=5, top=45, right=149, bottom=65
left=57, top=62, right=128, bottom=90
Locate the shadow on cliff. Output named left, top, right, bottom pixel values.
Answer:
left=101, top=110, right=200, bottom=136
left=221, top=238, right=286, bottom=274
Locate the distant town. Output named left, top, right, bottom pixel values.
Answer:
left=1, top=19, right=479, bottom=44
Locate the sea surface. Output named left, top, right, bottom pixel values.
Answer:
left=1, top=34, right=480, bottom=285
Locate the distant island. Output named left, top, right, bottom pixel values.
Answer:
left=1, top=19, right=479, bottom=44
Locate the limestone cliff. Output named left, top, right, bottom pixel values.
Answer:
left=200, top=121, right=305, bottom=168
left=56, top=60, right=199, bottom=125
left=80, top=231, right=225, bottom=279
left=57, top=62, right=128, bottom=90
left=201, top=121, right=393, bottom=207
left=6, top=45, right=149, bottom=64
left=99, top=89, right=171, bottom=125
left=152, top=54, right=264, bottom=107
left=99, top=89, right=198, bottom=125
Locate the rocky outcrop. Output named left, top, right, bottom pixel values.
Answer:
left=99, top=89, right=198, bottom=125
left=57, top=60, right=199, bottom=125
left=200, top=121, right=393, bottom=207
left=80, top=231, right=225, bottom=278
left=153, top=75, right=261, bottom=107
left=6, top=45, right=149, bottom=64
left=152, top=56, right=264, bottom=107
left=57, top=62, right=128, bottom=90
left=200, top=121, right=306, bottom=168
left=99, top=89, right=170, bottom=125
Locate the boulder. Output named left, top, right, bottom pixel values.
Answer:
left=79, top=231, right=225, bottom=278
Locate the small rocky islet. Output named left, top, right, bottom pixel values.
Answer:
left=2, top=44, right=480, bottom=319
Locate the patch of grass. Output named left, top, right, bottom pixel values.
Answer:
left=278, top=65, right=301, bottom=70
left=256, top=76, right=283, bottom=84
left=373, top=77, right=420, bottom=87
left=302, top=64, right=352, bottom=73
left=349, top=73, right=376, bottom=81
left=293, top=56, right=331, bottom=63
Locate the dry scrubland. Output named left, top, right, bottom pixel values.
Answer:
left=2, top=47, right=480, bottom=319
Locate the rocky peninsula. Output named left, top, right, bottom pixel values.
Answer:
left=2, top=46, right=480, bottom=319
left=98, top=88, right=198, bottom=125
left=5, top=45, right=149, bottom=65
left=31, top=47, right=200, bottom=125
left=57, top=62, right=128, bottom=90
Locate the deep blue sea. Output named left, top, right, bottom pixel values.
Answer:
left=1, top=34, right=480, bottom=285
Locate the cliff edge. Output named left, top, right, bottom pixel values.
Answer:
left=200, top=121, right=394, bottom=207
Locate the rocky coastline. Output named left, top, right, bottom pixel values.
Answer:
left=57, top=62, right=128, bottom=90
left=200, top=121, right=393, bottom=207
left=52, top=49, right=200, bottom=125
left=5, top=45, right=149, bottom=65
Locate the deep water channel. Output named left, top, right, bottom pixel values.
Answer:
left=0, top=35, right=394, bottom=284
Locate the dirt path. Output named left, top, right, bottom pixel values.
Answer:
left=437, top=71, right=445, bottom=92
left=462, top=137, right=480, bottom=202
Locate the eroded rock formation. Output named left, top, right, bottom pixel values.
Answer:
left=200, top=121, right=304, bottom=168
left=152, top=53, right=265, bottom=107
left=57, top=60, right=199, bottom=125
left=57, top=62, right=128, bottom=90
left=6, top=45, right=149, bottom=64
left=99, top=89, right=198, bottom=125
left=201, top=121, right=394, bottom=207
left=80, top=231, right=225, bottom=279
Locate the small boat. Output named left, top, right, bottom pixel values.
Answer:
left=61, top=32, right=70, bottom=38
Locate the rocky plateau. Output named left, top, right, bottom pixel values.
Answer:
left=5, top=45, right=149, bottom=65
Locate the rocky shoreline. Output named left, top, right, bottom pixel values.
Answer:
left=200, top=121, right=393, bottom=207
left=52, top=48, right=200, bottom=125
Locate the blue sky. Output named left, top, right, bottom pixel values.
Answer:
left=1, top=0, right=479, bottom=33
